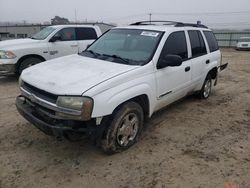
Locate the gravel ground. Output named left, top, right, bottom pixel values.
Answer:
left=0, top=49, right=250, bottom=188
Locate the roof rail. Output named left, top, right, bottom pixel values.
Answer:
left=130, top=20, right=182, bottom=26
left=175, top=22, right=208, bottom=29
left=130, top=20, right=208, bottom=28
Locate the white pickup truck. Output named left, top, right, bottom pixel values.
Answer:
left=16, top=21, right=227, bottom=154
left=0, top=25, right=102, bottom=74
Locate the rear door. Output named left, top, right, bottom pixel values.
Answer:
left=155, top=31, right=192, bottom=109
left=76, top=27, right=98, bottom=53
left=188, top=30, right=208, bottom=85
left=48, top=27, right=78, bottom=59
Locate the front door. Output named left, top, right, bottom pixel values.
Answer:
left=48, top=27, right=79, bottom=59
left=155, top=31, right=192, bottom=110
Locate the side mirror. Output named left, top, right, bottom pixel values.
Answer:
left=49, top=36, right=62, bottom=42
left=157, top=55, right=183, bottom=69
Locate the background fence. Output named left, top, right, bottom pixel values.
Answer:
left=214, top=32, right=250, bottom=48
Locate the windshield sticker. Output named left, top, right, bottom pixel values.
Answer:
left=141, top=31, right=159, bottom=37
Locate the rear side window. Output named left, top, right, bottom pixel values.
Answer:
left=76, top=28, right=97, bottom=40
left=160, top=31, right=188, bottom=60
left=203, top=31, right=219, bottom=52
left=188, top=30, right=207, bottom=57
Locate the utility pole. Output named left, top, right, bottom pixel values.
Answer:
left=74, top=9, right=77, bottom=24
left=149, top=13, right=152, bottom=24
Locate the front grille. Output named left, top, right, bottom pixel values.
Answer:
left=22, top=82, right=58, bottom=104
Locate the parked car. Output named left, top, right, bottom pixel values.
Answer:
left=0, top=25, right=102, bottom=74
left=236, top=37, right=250, bottom=50
left=16, top=21, right=227, bottom=153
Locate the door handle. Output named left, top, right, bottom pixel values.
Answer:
left=70, top=45, right=78, bottom=47
left=185, top=66, right=190, bottom=72
left=206, top=60, right=210, bottom=64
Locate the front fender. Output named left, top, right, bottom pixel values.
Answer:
left=91, top=83, right=155, bottom=118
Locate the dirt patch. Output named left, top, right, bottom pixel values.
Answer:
left=1, top=49, right=250, bottom=188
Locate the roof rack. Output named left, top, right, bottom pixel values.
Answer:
left=130, top=20, right=182, bottom=26
left=175, top=22, right=208, bottom=28
left=130, top=20, right=208, bottom=28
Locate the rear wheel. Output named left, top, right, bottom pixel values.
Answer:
left=18, top=57, right=43, bottom=74
left=198, top=74, right=212, bottom=99
left=101, top=102, right=144, bottom=154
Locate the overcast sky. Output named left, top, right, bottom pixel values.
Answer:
left=1, top=0, right=250, bottom=28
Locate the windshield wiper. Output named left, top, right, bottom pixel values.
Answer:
left=84, top=50, right=101, bottom=57
left=102, top=54, right=130, bottom=64
left=30, top=37, right=40, bottom=40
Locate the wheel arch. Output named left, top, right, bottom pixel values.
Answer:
left=207, top=67, right=218, bottom=79
left=15, top=54, right=46, bottom=72
left=112, top=94, right=150, bottom=120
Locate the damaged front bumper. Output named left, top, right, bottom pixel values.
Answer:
left=16, top=96, right=102, bottom=140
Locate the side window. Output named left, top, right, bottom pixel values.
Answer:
left=76, top=28, right=97, bottom=40
left=159, top=31, right=188, bottom=60
left=203, top=31, right=219, bottom=52
left=54, top=28, right=76, bottom=41
left=188, top=30, right=207, bottom=57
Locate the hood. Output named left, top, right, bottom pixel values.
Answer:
left=21, top=54, right=139, bottom=95
left=0, top=38, right=40, bottom=50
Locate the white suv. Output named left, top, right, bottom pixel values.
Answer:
left=16, top=21, right=227, bottom=153
left=0, top=25, right=102, bottom=74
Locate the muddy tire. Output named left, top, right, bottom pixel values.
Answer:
left=18, top=57, right=43, bottom=74
left=198, top=74, right=212, bottom=99
left=101, top=102, right=144, bottom=154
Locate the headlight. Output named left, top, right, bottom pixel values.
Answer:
left=56, top=96, right=93, bottom=120
left=0, top=50, right=16, bottom=59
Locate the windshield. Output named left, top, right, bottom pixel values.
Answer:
left=238, top=38, right=250, bottom=42
left=31, top=26, right=56, bottom=40
left=81, top=29, right=163, bottom=65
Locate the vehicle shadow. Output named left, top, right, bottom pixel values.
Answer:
left=0, top=74, right=18, bottom=84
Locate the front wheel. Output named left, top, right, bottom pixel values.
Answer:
left=198, top=75, right=212, bottom=99
left=101, top=102, right=144, bottom=154
left=18, top=57, right=43, bottom=74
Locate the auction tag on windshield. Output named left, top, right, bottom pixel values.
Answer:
left=141, top=31, right=159, bottom=37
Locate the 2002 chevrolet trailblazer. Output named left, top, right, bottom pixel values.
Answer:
left=16, top=21, right=227, bottom=153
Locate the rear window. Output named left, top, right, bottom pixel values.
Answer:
left=203, top=31, right=219, bottom=52
left=76, top=27, right=97, bottom=40
left=188, top=30, right=207, bottom=57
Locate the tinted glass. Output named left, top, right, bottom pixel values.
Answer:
left=54, top=28, right=76, bottom=41
left=160, top=31, right=188, bottom=60
left=76, top=28, right=97, bottom=40
left=203, top=31, right=219, bottom=52
left=188, top=30, right=207, bottom=57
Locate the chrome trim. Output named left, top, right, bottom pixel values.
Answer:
left=20, top=87, right=82, bottom=116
